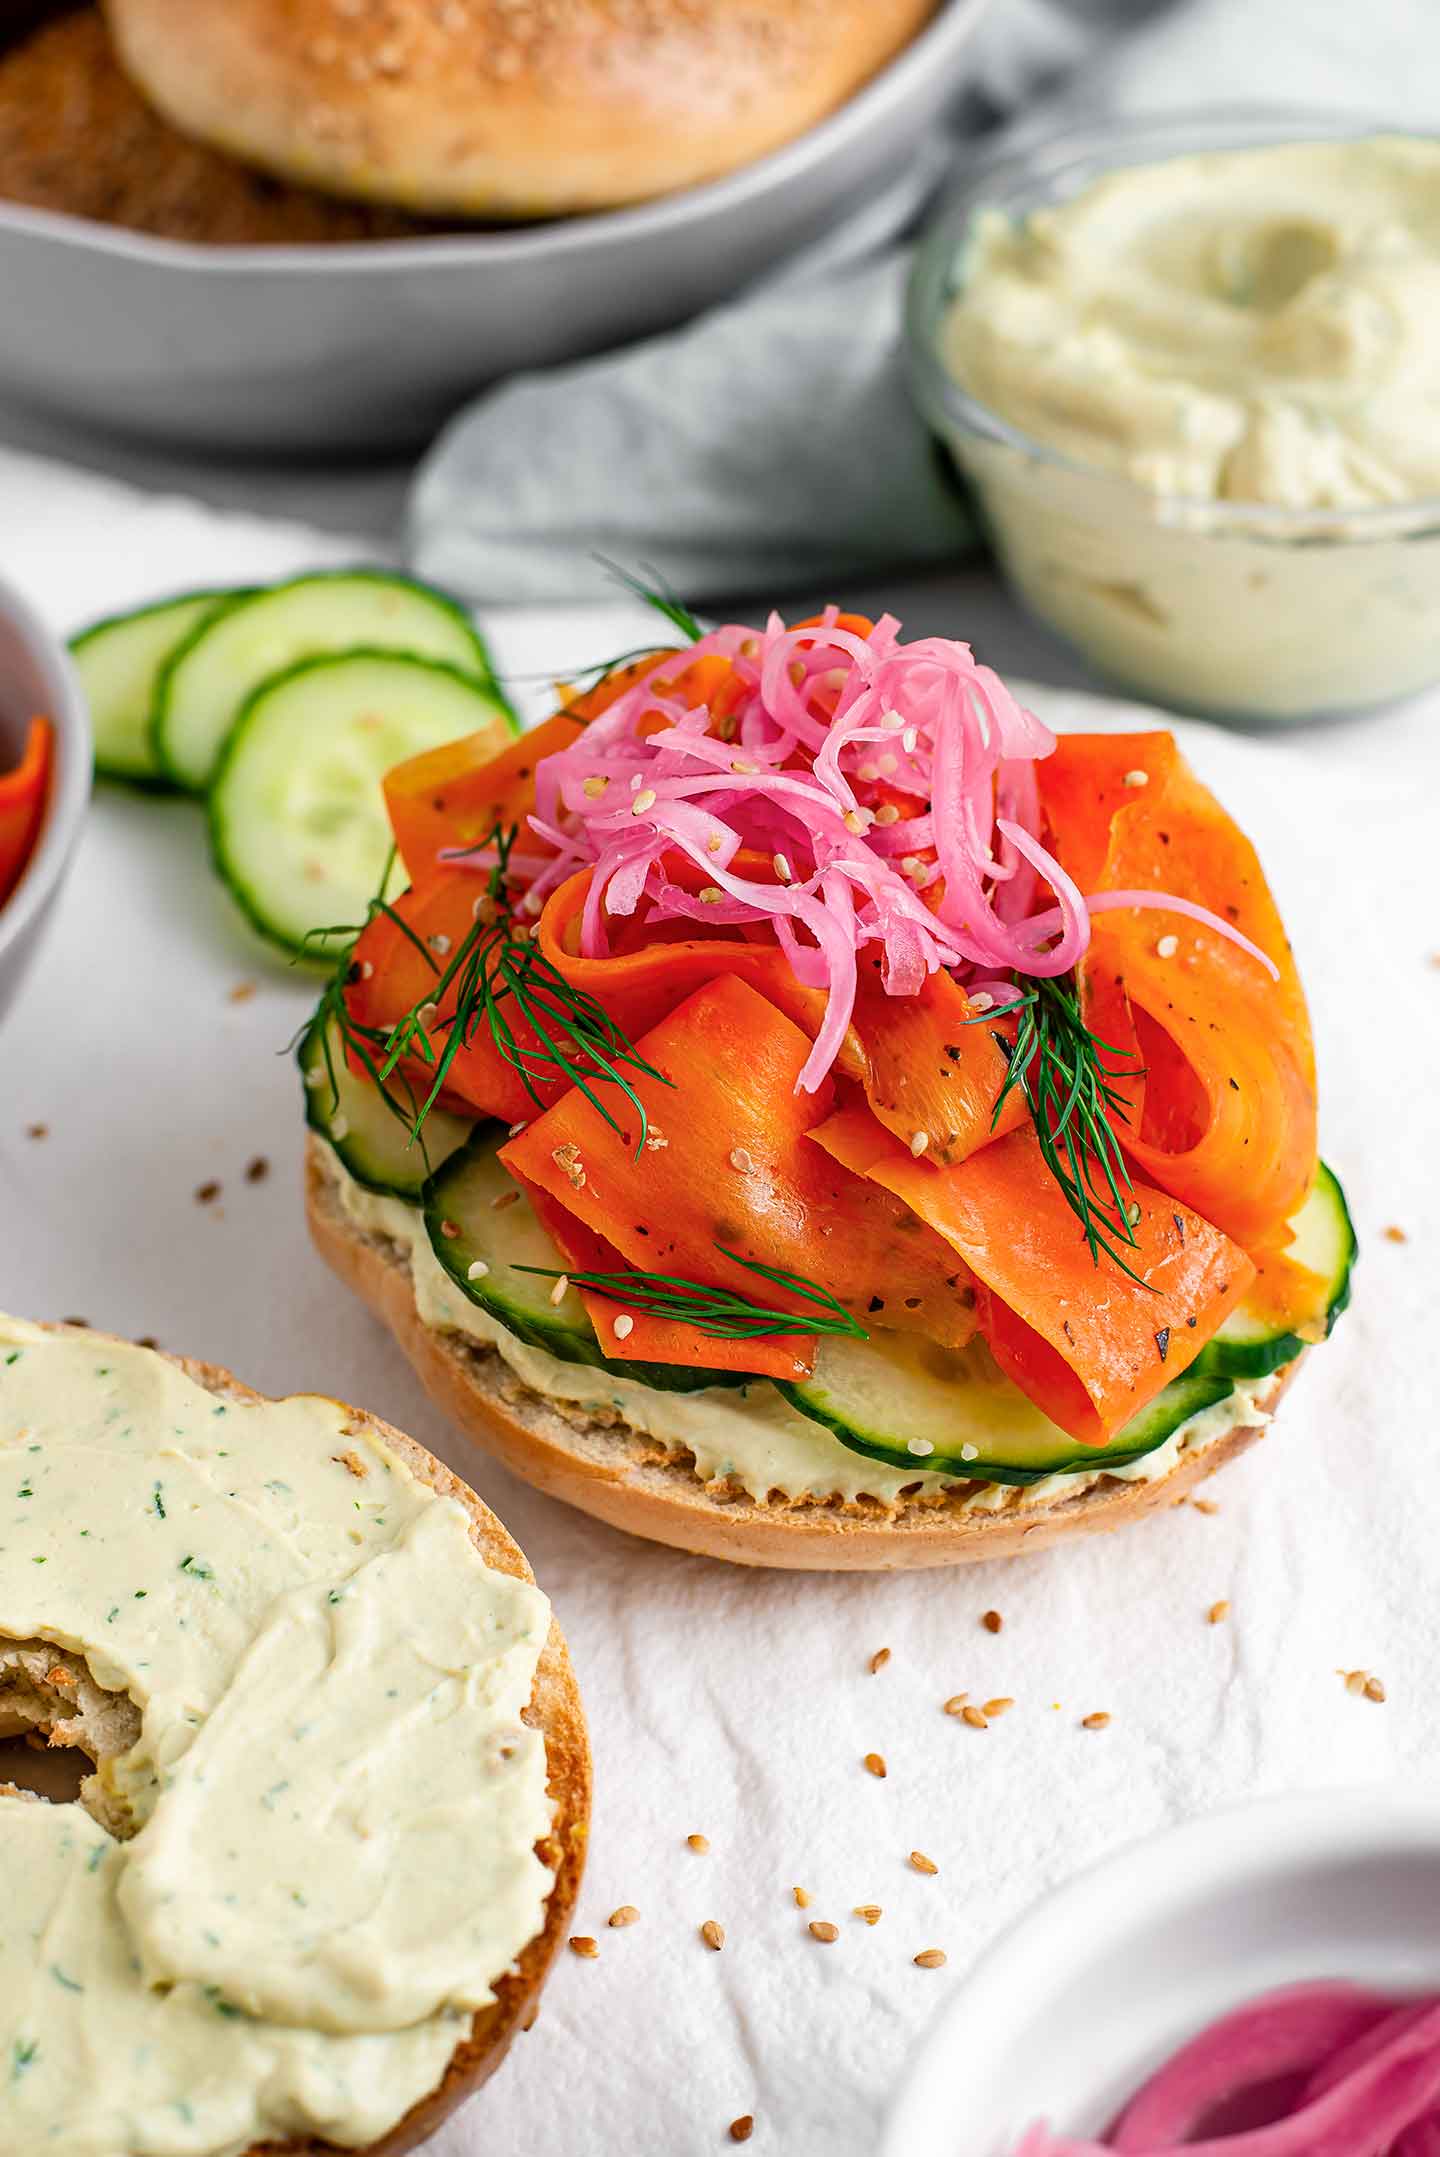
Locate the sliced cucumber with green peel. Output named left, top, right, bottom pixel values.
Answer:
left=70, top=588, right=252, bottom=785
left=154, top=569, right=509, bottom=791
left=1198, top=1161, right=1356, bottom=1380
left=780, top=1331, right=1234, bottom=1486
left=424, top=1129, right=749, bottom=1395
left=210, top=649, right=514, bottom=956
left=300, top=1016, right=472, bottom=1199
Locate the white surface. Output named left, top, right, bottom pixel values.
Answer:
left=886, top=1789, right=1440, bottom=2153
left=2, top=450, right=1438, bottom=2157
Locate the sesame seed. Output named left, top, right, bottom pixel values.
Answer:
left=472, top=893, right=497, bottom=922
left=705, top=833, right=724, bottom=854
left=793, top=1886, right=812, bottom=1908
left=644, top=1126, right=669, bottom=1150
left=730, top=2119, right=754, bottom=2144
left=608, top=1906, right=640, bottom=1928
left=969, top=992, right=994, bottom=1013
left=613, top=1314, right=635, bottom=1341
left=909, top=1851, right=938, bottom=1876
left=857, top=762, right=880, bottom=783
left=1344, top=1669, right=1368, bottom=1695
left=900, top=855, right=923, bottom=877
left=582, top=776, right=608, bottom=798
left=943, top=1695, right=969, bottom=1717
left=417, top=1001, right=440, bottom=1029
left=909, top=1129, right=930, bottom=1157
left=960, top=1443, right=979, bottom=1462
left=330, top=1116, right=350, bottom=1142
left=808, top=1920, right=840, bottom=1944
left=901, top=726, right=918, bottom=754
left=700, top=1920, right=725, bottom=1952
left=439, top=1218, right=460, bottom=1240
left=982, top=1610, right=1003, bottom=1633
left=788, top=663, right=805, bottom=687
left=731, top=758, right=759, bottom=775
left=843, top=808, right=871, bottom=836
left=914, top=1949, right=947, bottom=1970
left=508, top=1120, right=528, bottom=1136
left=549, top=1275, right=570, bottom=1306
left=1192, top=1497, right=1219, bottom=1515
left=687, top=1833, right=710, bottom=1854
left=906, top=1438, right=935, bottom=1457
left=1123, top=769, right=1150, bottom=787
left=629, top=772, right=643, bottom=790
left=466, top=1260, right=489, bottom=1281
left=869, top=1647, right=891, bottom=1675
left=1157, top=934, right=1180, bottom=959
left=1365, top=1676, right=1387, bottom=1702
left=228, top=981, right=257, bottom=1004
left=429, top=932, right=451, bottom=955
left=879, top=754, right=898, bottom=776
left=853, top=1904, right=882, bottom=1926
left=863, top=1752, right=887, bottom=1779
left=961, top=1706, right=988, bottom=1730
left=1384, top=1225, right=1408, bottom=1244
left=244, top=1155, right=269, bottom=1183
left=699, top=887, right=724, bottom=904
left=195, top=1180, right=221, bottom=1205
left=304, top=1065, right=327, bottom=1088
left=773, top=852, right=793, bottom=882
left=984, top=1697, right=1014, bottom=1718
left=1081, top=1712, right=1111, bottom=1730
left=729, top=1147, right=754, bottom=1173
left=491, top=1188, right=521, bottom=1210
left=1126, top=1199, right=1143, bottom=1226
left=882, top=709, right=905, bottom=729
left=874, top=803, right=900, bottom=825
left=632, top=788, right=657, bottom=816
left=568, top=1936, right=599, bottom=1959
left=1208, top=1600, right=1230, bottom=1625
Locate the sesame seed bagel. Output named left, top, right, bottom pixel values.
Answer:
left=11, top=1320, right=591, bottom=2157
left=305, top=1135, right=1300, bottom=1573
left=100, top=0, right=939, bottom=218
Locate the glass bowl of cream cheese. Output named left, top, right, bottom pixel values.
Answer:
left=907, top=109, right=1440, bottom=724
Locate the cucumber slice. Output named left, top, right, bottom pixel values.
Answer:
left=154, top=569, right=509, bottom=791
left=780, top=1331, right=1234, bottom=1486
left=1198, top=1161, right=1356, bottom=1380
left=300, top=1015, right=472, bottom=1199
left=210, top=649, right=514, bottom=957
left=424, top=1129, right=749, bottom=1395
left=70, top=588, right=252, bottom=785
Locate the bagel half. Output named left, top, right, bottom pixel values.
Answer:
left=102, top=0, right=939, bottom=217
left=306, top=1135, right=1300, bottom=1573
left=7, top=1321, right=591, bottom=2157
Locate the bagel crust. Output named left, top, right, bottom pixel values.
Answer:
left=29, top=1318, right=591, bottom=2157
left=101, top=0, right=939, bottom=217
left=305, top=1135, right=1300, bottom=1573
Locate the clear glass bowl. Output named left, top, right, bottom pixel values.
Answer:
left=906, top=107, right=1440, bottom=725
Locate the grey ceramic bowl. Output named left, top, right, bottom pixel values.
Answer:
left=0, top=576, right=91, bottom=1023
left=0, top=0, right=988, bottom=454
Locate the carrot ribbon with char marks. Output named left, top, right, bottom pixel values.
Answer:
left=500, top=973, right=979, bottom=1354
left=0, top=717, right=51, bottom=905
left=1038, top=733, right=1316, bottom=1250
left=810, top=1104, right=1253, bottom=1446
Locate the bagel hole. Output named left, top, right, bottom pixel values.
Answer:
left=0, top=1638, right=141, bottom=1837
left=0, top=1733, right=90, bottom=1804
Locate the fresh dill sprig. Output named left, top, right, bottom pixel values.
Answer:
left=976, top=975, right=1147, bottom=1282
left=594, top=556, right=704, bottom=644
left=515, top=1247, right=868, bottom=1342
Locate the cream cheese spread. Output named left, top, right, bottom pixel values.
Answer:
left=325, top=1151, right=1270, bottom=1513
left=0, top=1316, right=553, bottom=2157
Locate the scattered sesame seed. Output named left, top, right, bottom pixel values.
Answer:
left=195, top=1180, right=221, bottom=1205
left=909, top=1851, right=938, bottom=1876
left=984, top=1697, right=1014, bottom=1718
left=909, top=1129, right=930, bottom=1157
left=878, top=754, right=898, bottom=776
left=729, top=1147, right=755, bottom=1173
left=244, top=1156, right=269, bottom=1184
left=1344, top=1669, right=1368, bottom=1695
left=228, top=981, right=257, bottom=1003
left=706, top=833, right=724, bottom=854
left=961, top=1706, right=988, bottom=1730
left=906, top=1438, right=935, bottom=1457
left=853, top=1904, right=882, bottom=1926
left=25, top=1122, right=47, bottom=1140
left=687, top=1833, right=710, bottom=1854
left=843, top=808, right=871, bottom=836
left=608, top=1906, right=640, bottom=1928
left=1365, top=1676, right=1387, bottom=1703
left=731, top=758, right=759, bottom=775
left=874, top=803, right=900, bottom=826
left=582, top=776, right=608, bottom=798
left=808, top=1920, right=840, bottom=1944
left=644, top=1126, right=669, bottom=1150
left=1208, top=1600, right=1231, bottom=1625
left=1384, top=1225, right=1408, bottom=1244
left=1123, top=769, right=1150, bottom=788
left=773, top=852, right=793, bottom=883
left=428, top=932, right=451, bottom=955
left=1192, top=1497, right=1220, bottom=1515
left=1157, top=934, right=1180, bottom=959
left=699, top=886, right=724, bottom=904
left=631, top=788, right=657, bottom=815
left=549, top=1275, right=570, bottom=1306
left=700, top=1920, right=725, bottom=1952
left=982, top=1610, right=1003, bottom=1634
left=960, top=1443, right=979, bottom=1462
left=613, top=1314, right=635, bottom=1341
left=793, top=1886, right=812, bottom=1908
left=969, top=992, right=994, bottom=1013
left=568, top=1936, right=598, bottom=1959
left=490, top=1188, right=521, bottom=1210
left=466, top=1260, right=489, bottom=1282
left=869, top=1647, right=892, bottom=1675
left=857, top=762, right=880, bottom=783
left=943, top=1695, right=969, bottom=1717
left=629, top=773, right=643, bottom=790
left=304, top=1065, right=327, bottom=1088
left=914, top=1949, right=947, bottom=1970
left=472, top=893, right=497, bottom=922
left=330, top=1115, right=350, bottom=1142
left=508, top=1120, right=528, bottom=1136
left=882, top=709, right=905, bottom=729
left=863, top=1752, right=887, bottom=1779
left=1081, top=1712, right=1111, bottom=1731
left=417, top=1001, right=440, bottom=1030
left=901, top=726, right=918, bottom=754
left=730, top=2118, right=754, bottom=2143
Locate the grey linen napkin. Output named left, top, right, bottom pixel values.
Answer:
left=408, top=0, right=1430, bottom=607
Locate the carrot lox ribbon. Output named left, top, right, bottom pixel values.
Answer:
left=500, top=972, right=979, bottom=1356
left=1038, top=733, right=1317, bottom=1248
left=0, top=717, right=51, bottom=905
left=810, top=1105, right=1253, bottom=1446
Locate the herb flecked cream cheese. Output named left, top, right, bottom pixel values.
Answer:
left=0, top=1316, right=553, bottom=2157
left=325, top=1151, right=1269, bottom=1515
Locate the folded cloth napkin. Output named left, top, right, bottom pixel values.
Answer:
left=409, top=0, right=1439, bottom=607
